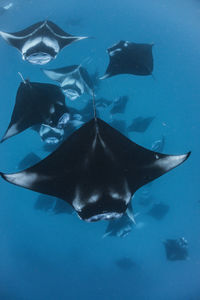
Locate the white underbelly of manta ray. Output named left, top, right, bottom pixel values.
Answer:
left=21, top=37, right=59, bottom=64
left=0, top=20, right=88, bottom=65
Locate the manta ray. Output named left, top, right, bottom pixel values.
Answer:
left=163, top=238, right=188, bottom=261
left=0, top=106, right=190, bottom=222
left=0, top=20, right=88, bottom=65
left=101, top=40, right=153, bottom=79
left=110, top=96, right=129, bottom=114
left=0, top=77, right=68, bottom=143
left=147, top=202, right=169, bottom=220
left=128, top=116, right=155, bottom=133
left=103, top=213, right=134, bottom=238
left=42, top=65, right=94, bottom=100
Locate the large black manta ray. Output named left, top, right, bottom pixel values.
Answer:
left=0, top=20, right=88, bottom=65
left=100, top=40, right=153, bottom=79
left=0, top=77, right=68, bottom=143
left=0, top=106, right=190, bottom=222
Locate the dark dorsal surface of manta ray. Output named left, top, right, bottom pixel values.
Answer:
left=163, top=237, right=188, bottom=261
left=110, top=96, right=129, bottom=114
left=0, top=116, right=190, bottom=222
left=128, top=116, right=155, bottom=133
left=100, top=40, right=153, bottom=80
left=42, top=65, right=93, bottom=100
left=0, top=79, right=68, bottom=143
left=0, top=20, right=88, bottom=65
left=110, top=119, right=127, bottom=135
left=147, top=202, right=169, bottom=220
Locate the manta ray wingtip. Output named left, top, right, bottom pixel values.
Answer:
left=185, top=151, right=191, bottom=160
left=0, top=30, right=10, bottom=41
left=87, top=36, right=95, bottom=40
left=0, top=131, right=10, bottom=143
left=0, top=136, right=6, bottom=143
left=99, top=73, right=110, bottom=80
left=170, top=151, right=191, bottom=170
left=172, top=151, right=191, bottom=166
left=0, top=172, right=6, bottom=179
left=182, top=151, right=191, bottom=162
left=77, top=36, right=89, bottom=41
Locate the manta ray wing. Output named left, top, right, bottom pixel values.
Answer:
left=0, top=21, right=44, bottom=50
left=1, top=81, right=65, bottom=142
left=46, top=21, right=87, bottom=49
left=0, top=21, right=88, bottom=64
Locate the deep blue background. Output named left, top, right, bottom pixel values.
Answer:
left=0, top=0, right=199, bottom=299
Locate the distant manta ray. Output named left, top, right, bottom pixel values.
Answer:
left=0, top=20, right=88, bottom=65
left=0, top=105, right=190, bottom=222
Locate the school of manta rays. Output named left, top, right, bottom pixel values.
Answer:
left=0, top=20, right=191, bottom=248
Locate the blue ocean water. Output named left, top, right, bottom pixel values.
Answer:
left=0, top=0, right=199, bottom=299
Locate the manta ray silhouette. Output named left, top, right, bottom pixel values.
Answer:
left=0, top=20, right=88, bottom=65
left=0, top=115, right=190, bottom=222
left=128, top=116, right=155, bottom=133
left=101, top=40, right=153, bottom=79
left=0, top=78, right=67, bottom=143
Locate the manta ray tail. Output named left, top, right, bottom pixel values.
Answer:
left=92, top=89, right=97, bottom=121
left=18, top=72, right=26, bottom=84
left=126, top=202, right=137, bottom=224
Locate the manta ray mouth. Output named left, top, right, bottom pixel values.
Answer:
left=25, top=52, right=53, bottom=65
left=83, top=212, right=123, bottom=222
left=39, top=124, right=64, bottom=144
left=76, top=197, right=127, bottom=222
left=62, top=88, right=81, bottom=100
